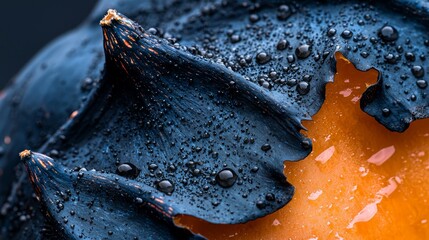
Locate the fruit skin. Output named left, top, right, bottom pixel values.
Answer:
left=0, top=0, right=428, bottom=239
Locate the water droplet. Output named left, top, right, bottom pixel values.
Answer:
left=287, top=78, right=297, bottom=86
left=157, top=180, right=174, bottom=195
left=411, top=65, right=425, bottom=78
left=297, top=81, right=310, bottom=95
left=249, top=14, right=259, bottom=23
left=405, top=52, right=415, bottom=62
left=230, top=34, right=241, bottom=43
left=148, top=163, right=158, bottom=170
left=256, top=52, right=271, bottom=64
left=116, top=163, right=140, bottom=179
left=382, top=108, right=391, bottom=117
left=256, top=200, right=265, bottom=209
left=265, top=193, right=275, bottom=201
left=216, top=168, right=238, bottom=188
left=147, top=27, right=158, bottom=35
left=378, top=25, right=398, bottom=42
left=261, top=143, right=272, bottom=152
left=341, top=30, right=353, bottom=39
left=251, top=166, right=259, bottom=173
left=416, top=80, right=427, bottom=89
left=80, top=77, right=94, bottom=91
left=269, top=71, right=278, bottom=79
left=302, top=75, right=312, bottom=82
left=396, top=45, right=404, bottom=53
left=168, top=164, right=176, bottom=172
left=384, top=53, right=398, bottom=64
left=301, top=140, right=311, bottom=149
left=327, top=28, right=336, bottom=37
left=261, top=81, right=271, bottom=89
left=193, top=168, right=201, bottom=176
left=295, top=44, right=311, bottom=59
left=239, top=59, right=247, bottom=66
left=276, top=39, right=289, bottom=50
left=57, top=203, right=64, bottom=211
left=277, top=5, right=291, bottom=20
left=360, top=52, right=369, bottom=58
left=49, top=149, right=59, bottom=157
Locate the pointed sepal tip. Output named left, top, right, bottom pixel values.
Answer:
left=19, top=149, right=31, bottom=160
left=100, top=9, right=120, bottom=27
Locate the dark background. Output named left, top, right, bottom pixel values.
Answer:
left=0, top=1, right=97, bottom=89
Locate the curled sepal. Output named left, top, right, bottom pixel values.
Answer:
left=21, top=150, right=204, bottom=240
left=171, top=0, right=429, bottom=132
left=44, top=9, right=309, bottom=226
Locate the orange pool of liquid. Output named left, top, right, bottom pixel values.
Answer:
left=177, top=53, right=429, bottom=239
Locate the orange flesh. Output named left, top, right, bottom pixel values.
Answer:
left=176, top=53, right=429, bottom=239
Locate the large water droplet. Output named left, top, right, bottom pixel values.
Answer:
left=277, top=5, right=291, bottom=20
left=216, top=168, right=238, bottom=188
left=341, top=30, right=353, bottom=39
left=297, top=81, right=310, bottom=95
left=411, top=65, right=425, bottom=78
left=295, top=44, right=311, bottom=59
left=416, top=80, right=427, bottom=89
left=261, top=143, right=272, bottom=151
left=157, top=180, right=174, bottom=195
left=276, top=39, right=289, bottom=50
left=116, top=163, right=140, bottom=179
left=378, top=25, right=398, bottom=42
left=256, top=52, right=271, bottom=64
left=286, top=78, right=297, bottom=86
left=405, top=52, right=415, bottom=62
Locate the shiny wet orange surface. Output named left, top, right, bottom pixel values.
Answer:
left=177, top=53, right=429, bottom=239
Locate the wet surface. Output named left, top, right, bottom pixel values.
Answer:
left=177, top=53, right=429, bottom=239
left=0, top=1, right=428, bottom=239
